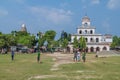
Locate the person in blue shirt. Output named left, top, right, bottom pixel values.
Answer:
left=11, top=50, right=14, bottom=61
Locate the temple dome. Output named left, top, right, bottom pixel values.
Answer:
left=22, top=24, right=26, bottom=28
left=21, top=24, right=27, bottom=32
left=82, top=16, right=91, bottom=26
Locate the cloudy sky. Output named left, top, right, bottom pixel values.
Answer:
left=0, top=0, right=120, bottom=38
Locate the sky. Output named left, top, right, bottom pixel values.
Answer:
left=0, top=0, right=120, bottom=39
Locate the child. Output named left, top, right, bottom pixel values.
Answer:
left=77, top=50, right=81, bottom=62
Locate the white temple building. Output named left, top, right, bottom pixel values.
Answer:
left=71, top=16, right=112, bottom=52
left=20, top=24, right=27, bottom=32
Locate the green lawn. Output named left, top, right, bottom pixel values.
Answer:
left=0, top=53, right=120, bottom=80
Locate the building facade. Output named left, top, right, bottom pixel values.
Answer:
left=71, top=16, right=112, bottom=52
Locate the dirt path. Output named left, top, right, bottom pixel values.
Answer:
left=28, top=52, right=74, bottom=80
left=47, top=52, right=74, bottom=71
left=28, top=52, right=100, bottom=80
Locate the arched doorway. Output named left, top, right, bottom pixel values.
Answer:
left=103, top=47, right=107, bottom=50
left=96, top=47, right=100, bottom=52
left=90, top=47, right=94, bottom=52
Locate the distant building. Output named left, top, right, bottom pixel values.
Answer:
left=20, top=24, right=27, bottom=32
left=70, top=16, right=112, bottom=52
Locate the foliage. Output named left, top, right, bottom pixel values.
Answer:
left=44, top=30, right=56, bottom=42
left=60, top=31, right=71, bottom=42
left=59, top=31, right=71, bottom=52
left=73, top=36, right=86, bottom=50
left=0, top=37, right=5, bottom=48
left=61, top=39, right=69, bottom=48
left=38, top=37, right=46, bottom=47
left=51, top=40, right=59, bottom=48
left=16, top=31, right=36, bottom=48
left=79, top=36, right=86, bottom=50
left=37, top=31, right=45, bottom=47
left=73, top=36, right=79, bottom=49
left=44, top=30, right=56, bottom=49
left=0, top=34, right=17, bottom=48
left=111, top=36, right=120, bottom=48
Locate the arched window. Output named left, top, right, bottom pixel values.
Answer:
left=90, top=38, right=93, bottom=42
left=84, top=23, right=88, bottom=27
left=90, top=30, right=93, bottom=34
left=96, top=38, right=99, bottom=42
left=79, top=30, right=82, bottom=34
left=85, top=30, right=87, bottom=34
left=85, top=38, right=88, bottom=42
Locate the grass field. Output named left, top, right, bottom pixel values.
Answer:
left=0, top=53, right=120, bottom=80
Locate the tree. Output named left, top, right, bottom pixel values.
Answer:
left=44, top=30, right=56, bottom=42
left=60, top=31, right=71, bottom=41
left=51, top=40, right=59, bottom=48
left=0, top=34, right=13, bottom=53
left=37, top=31, right=44, bottom=48
left=44, top=30, right=56, bottom=49
left=59, top=31, right=71, bottom=52
left=73, top=36, right=86, bottom=51
left=13, top=31, right=36, bottom=48
left=111, top=36, right=120, bottom=48
left=61, top=39, right=69, bottom=53
left=73, top=36, right=79, bottom=49
left=0, top=38, right=5, bottom=48
left=79, top=36, right=86, bottom=50
left=38, top=37, right=45, bottom=47
left=6, top=34, right=17, bottom=46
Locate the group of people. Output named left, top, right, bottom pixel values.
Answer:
left=73, top=49, right=86, bottom=62
left=11, top=49, right=86, bottom=63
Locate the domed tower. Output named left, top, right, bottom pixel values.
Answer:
left=20, top=24, right=27, bottom=32
left=82, top=16, right=90, bottom=27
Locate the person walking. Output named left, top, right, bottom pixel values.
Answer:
left=37, top=50, right=41, bottom=63
left=11, top=50, right=14, bottom=61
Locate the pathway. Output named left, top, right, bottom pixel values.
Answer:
left=47, top=52, right=74, bottom=71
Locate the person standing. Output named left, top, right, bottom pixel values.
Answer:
left=37, top=50, right=41, bottom=63
left=73, top=50, right=77, bottom=62
left=95, top=51, right=98, bottom=58
left=77, top=50, right=81, bottom=62
left=11, top=50, right=14, bottom=61
left=82, top=49, right=86, bottom=62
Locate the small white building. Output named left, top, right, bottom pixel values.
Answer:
left=71, top=16, right=112, bottom=52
